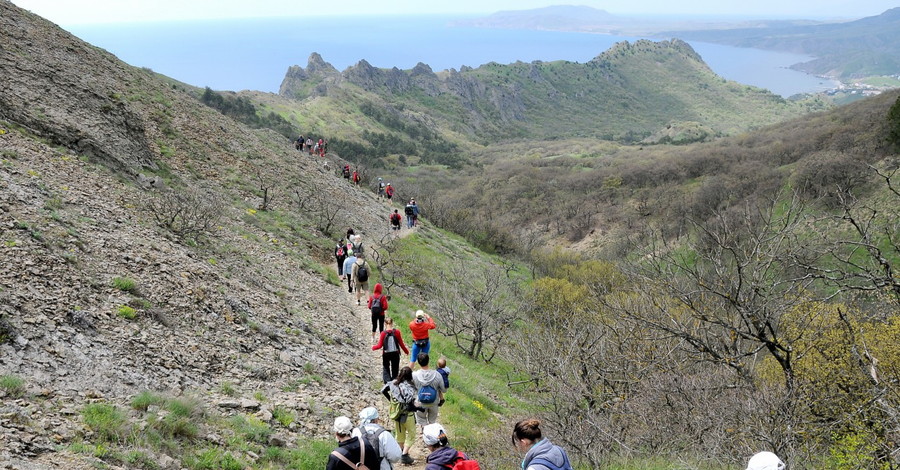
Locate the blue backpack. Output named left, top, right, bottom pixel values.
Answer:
left=417, top=384, right=438, bottom=404
left=529, top=452, right=573, bottom=470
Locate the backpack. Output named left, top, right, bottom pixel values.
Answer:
left=336, top=246, right=345, bottom=257
left=356, top=424, right=385, bottom=461
left=330, top=435, right=372, bottom=470
left=528, top=450, right=573, bottom=470
left=383, top=329, right=398, bottom=353
left=417, top=383, right=438, bottom=404
left=441, top=451, right=480, bottom=470
left=371, top=295, right=384, bottom=315
left=356, top=264, right=369, bottom=282
left=405, top=205, right=414, bottom=216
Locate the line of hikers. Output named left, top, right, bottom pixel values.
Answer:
left=295, top=134, right=328, bottom=157
left=389, top=199, right=419, bottom=231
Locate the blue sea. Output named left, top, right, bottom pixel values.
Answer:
left=67, top=15, right=838, bottom=97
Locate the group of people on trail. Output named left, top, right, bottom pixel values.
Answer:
left=343, top=164, right=362, bottom=185
left=295, top=134, right=328, bottom=157
left=375, top=178, right=394, bottom=201
left=389, top=199, right=419, bottom=231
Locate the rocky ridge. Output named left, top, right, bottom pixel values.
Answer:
left=0, top=1, right=415, bottom=467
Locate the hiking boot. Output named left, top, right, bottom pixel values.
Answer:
left=401, top=454, right=414, bottom=465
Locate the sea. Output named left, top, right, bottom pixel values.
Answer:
left=67, top=15, right=840, bottom=97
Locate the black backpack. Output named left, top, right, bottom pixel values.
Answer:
left=405, top=205, right=414, bottom=216
left=356, top=425, right=385, bottom=461
left=371, top=295, right=384, bottom=315
left=383, top=330, right=398, bottom=353
left=356, top=264, right=369, bottom=282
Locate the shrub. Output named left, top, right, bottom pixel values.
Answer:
left=82, top=403, right=128, bottom=442
left=112, top=277, right=138, bottom=293
left=184, top=448, right=244, bottom=470
left=117, top=305, right=137, bottom=320
left=229, top=414, right=271, bottom=444
left=0, top=375, right=26, bottom=397
left=145, top=186, right=225, bottom=241
left=131, top=391, right=166, bottom=411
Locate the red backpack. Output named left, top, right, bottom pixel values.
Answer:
left=441, top=451, right=480, bottom=470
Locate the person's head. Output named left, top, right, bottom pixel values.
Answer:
left=512, top=419, right=543, bottom=452
left=746, top=452, right=786, bottom=470
left=385, top=317, right=394, bottom=328
left=417, top=352, right=430, bottom=367
left=394, top=209, right=399, bottom=213
left=359, top=407, right=379, bottom=425
left=394, top=366, right=413, bottom=384
left=437, top=357, right=446, bottom=369
left=423, top=423, right=449, bottom=449
left=373, top=283, right=383, bottom=295
left=415, top=310, right=426, bottom=322
left=333, top=416, right=353, bottom=440
left=357, top=253, right=365, bottom=260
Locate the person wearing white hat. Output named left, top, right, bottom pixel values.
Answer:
left=422, top=423, right=474, bottom=470
left=351, top=407, right=402, bottom=470
left=408, top=310, right=436, bottom=368
left=746, top=451, right=786, bottom=470
left=327, top=416, right=380, bottom=470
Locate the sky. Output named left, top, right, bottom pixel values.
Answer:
left=10, top=0, right=899, bottom=25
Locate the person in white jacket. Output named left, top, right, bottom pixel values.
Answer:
left=352, top=407, right=402, bottom=470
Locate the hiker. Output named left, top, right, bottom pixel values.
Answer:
left=746, top=452, right=786, bottom=470
left=390, top=209, right=402, bottom=231
left=385, top=183, right=394, bottom=201
left=412, top=352, right=445, bottom=426
left=346, top=227, right=355, bottom=243
left=367, top=283, right=389, bottom=344
left=352, top=170, right=361, bottom=185
left=306, top=137, right=313, bottom=154
left=342, top=164, right=352, bottom=180
left=322, top=139, right=328, bottom=156
left=404, top=201, right=415, bottom=229
left=327, top=416, right=380, bottom=470
left=335, top=239, right=347, bottom=276
left=295, top=135, right=304, bottom=150
left=373, top=317, right=409, bottom=382
left=423, top=423, right=475, bottom=470
left=352, top=407, right=402, bottom=470
left=408, top=310, right=436, bottom=368
left=410, top=199, right=419, bottom=227
left=377, top=178, right=386, bottom=198
left=351, top=234, right=365, bottom=257
left=436, top=357, right=450, bottom=390
left=352, top=253, right=371, bottom=306
left=318, top=138, right=326, bottom=156
left=343, top=252, right=358, bottom=294
left=512, top=419, right=573, bottom=470
left=381, top=366, right=418, bottom=465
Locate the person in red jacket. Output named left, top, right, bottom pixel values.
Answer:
left=367, top=283, right=389, bottom=344
left=385, top=183, right=394, bottom=201
left=373, top=317, right=409, bottom=383
left=390, top=209, right=402, bottom=231
left=408, top=310, right=436, bottom=368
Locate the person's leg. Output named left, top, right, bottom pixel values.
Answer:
left=410, top=342, right=421, bottom=368
left=346, top=274, right=353, bottom=293
left=426, top=404, right=438, bottom=425
left=422, top=339, right=432, bottom=356
left=377, top=315, right=384, bottom=333
left=388, top=351, right=400, bottom=381
left=381, top=353, right=392, bottom=383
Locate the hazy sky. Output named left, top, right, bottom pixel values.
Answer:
left=10, top=0, right=897, bottom=25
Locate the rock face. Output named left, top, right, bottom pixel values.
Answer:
left=0, top=2, right=400, bottom=466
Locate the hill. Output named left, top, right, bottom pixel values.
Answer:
left=278, top=40, right=828, bottom=149
left=663, top=8, right=900, bottom=78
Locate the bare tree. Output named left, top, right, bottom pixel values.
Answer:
left=145, top=186, right=224, bottom=241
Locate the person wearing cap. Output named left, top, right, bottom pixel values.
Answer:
left=352, top=252, right=371, bottom=306
left=512, top=418, right=573, bottom=470
left=351, top=407, right=403, bottom=470
left=408, top=310, right=436, bottom=368
left=746, top=451, right=786, bottom=470
left=423, top=423, right=469, bottom=470
left=327, top=416, right=381, bottom=470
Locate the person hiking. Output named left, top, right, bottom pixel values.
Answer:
left=352, top=170, right=361, bottom=185
left=410, top=199, right=420, bottom=227
left=342, top=164, right=352, bottom=179
left=408, top=310, right=436, bottom=368
left=389, top=209, right=402, bottom=231
left=327, top=416, right=380, bottom=470
left=436, top=357, right=450, bottom=390
left=423, top=423, right=477, bottom=470
left=346, top=227, right=355, bottom=243
left=351, top=234, right=365, bottom=257
left=412, top=352, right=445, bottom=426
left=342, top=253, right=357, bottom=294
left=381, top=366, right=418, bottom=465
left=377, top=178, right=386, bottom=198
left=335, top=239, right=347, bottom=276
left=322, top=139, right=328, bottom=156
left=373, top=317, right=409, bottom=382
left=352, top=407, right=402, bottom=470
left=352, top=253, right=371, bottom=306
left=295, top=135, right=304, bottom=150
left=404, top=201, right=415, bottom=229
left=513, top=419, right=573, bottom=470
left=367, top=283, right=390, bottom=344
left=306, top=137, right=313, bottom=155
left=318, top=138, right=326, bottom=156
left=385, top=183, right=394, bottom=201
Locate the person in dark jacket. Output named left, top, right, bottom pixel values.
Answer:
left=513, top=419, right=573, bottom=470
left=423, top=423, right=469, bottom=470
left=326, top=416, right=380, bottom=470
left=335, top=239, right=347, bottom=276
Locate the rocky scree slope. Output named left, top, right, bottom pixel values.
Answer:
left=1, top=2, right=398, bottom=468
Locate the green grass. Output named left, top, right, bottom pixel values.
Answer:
left=131, top=391, right=167, bottom=411
left=82, top=402, right=129, bottom=442
left=117, top=305, right=137, bottom=320
left=0, top=374, right=26, bottom=397
left=112, top=276, right=138, bottom=293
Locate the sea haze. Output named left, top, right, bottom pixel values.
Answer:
left=68, top=15, right=838, bottom=97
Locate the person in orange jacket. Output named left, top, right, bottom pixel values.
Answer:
left=408, top=310, right=436, bottom=368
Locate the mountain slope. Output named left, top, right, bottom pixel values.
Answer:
left=279, top=40, right=828, bottom=145
left=664, top=8, right=900, bottom=78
